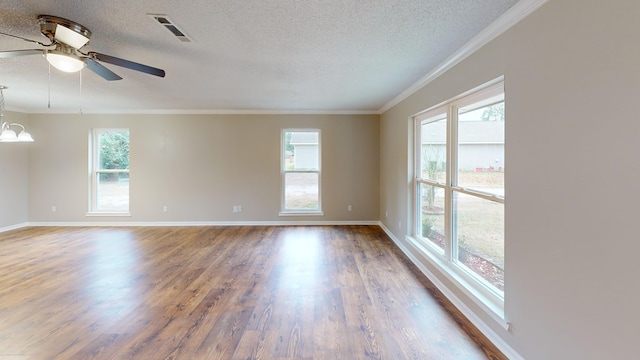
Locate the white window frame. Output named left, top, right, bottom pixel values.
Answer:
left=412, top=79, right=506, bottom=324
left=279, top=128, right=323, bottom=216
left=87, top=128, right=131, bottom=216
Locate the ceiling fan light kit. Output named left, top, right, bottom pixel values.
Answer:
left=46, top=47, right=85, bottom=72
left=46, top=51, right=84, bottom=72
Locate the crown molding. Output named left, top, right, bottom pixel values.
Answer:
left=379, top=0, right=550, bottom=114
left=15, top=107, right=379, bottom=116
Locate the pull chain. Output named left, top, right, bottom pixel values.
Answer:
left=79, top=70, right=83, bottom=115
left=48, top=62, right=51, bottom=109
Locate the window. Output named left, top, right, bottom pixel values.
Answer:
left=89, top=129, right=130, bottom=214
left=280, top=129, right=322, bottom=215
left=414, top=80, right=505, bottom=315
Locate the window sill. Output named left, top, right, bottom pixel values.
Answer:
left=407, top=235, right=509, bottom=330
left=279, top=211, right=324, bottom=217
left=86, top=212, right=132, bottom=217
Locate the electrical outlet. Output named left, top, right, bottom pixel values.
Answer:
left=347, top=205, right=352, bottom=211
left=163, top=206, right=168, bottom=212
left=232, top=205, right=242, bottom=213
left=51, top=206, right=56, bottom=212
left=385, top=210, right=388, bottom=218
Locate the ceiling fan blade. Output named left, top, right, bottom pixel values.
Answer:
left=86, top=58, right=122, bottom=81
left=0, top=49, right=45, bottom=58
left=88, top=51, right=165, bottom=78
left=0, top=31, right=51, bottom=47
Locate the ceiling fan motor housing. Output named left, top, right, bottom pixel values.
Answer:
left=38, top=15, right=92, bottom=48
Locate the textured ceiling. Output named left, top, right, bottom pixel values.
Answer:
left=0, top=0, right=519, bottom=113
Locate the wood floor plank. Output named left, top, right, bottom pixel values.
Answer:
left=0, top=225, right=505, bottom=359
left=313, top=287, right=349, bottom=359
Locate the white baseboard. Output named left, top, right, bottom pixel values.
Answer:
left=0, top=222, right=29, bottom=233
left=21, top=220, right=379, bottom=227
left=377, top=222, right=524, bottom=360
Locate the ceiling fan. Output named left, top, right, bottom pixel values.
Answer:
left=0, top=15, right=165, bottom=81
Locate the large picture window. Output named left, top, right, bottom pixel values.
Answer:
left=89, top=128, right=130, bottom=214
left=415, top=80, right=505, bottom=313
left=280, top=129, right=322, bottom=215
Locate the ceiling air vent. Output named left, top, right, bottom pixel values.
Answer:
left=148, top=14, right=192, bottom=43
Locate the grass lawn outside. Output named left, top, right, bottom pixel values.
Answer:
left=422, top=170, right=504, bottom=290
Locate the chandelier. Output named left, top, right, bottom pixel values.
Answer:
left=0, top=86, right=34, bottom=142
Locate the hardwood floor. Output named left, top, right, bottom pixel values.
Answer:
left=0, top=226, right=505, bottom=359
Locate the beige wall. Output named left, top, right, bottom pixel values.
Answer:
left=0, top=111, right=30, bottom=229
left=5, top=0, right=639, bottom=357
left=381, top=0, right=640, bottom=359
left=26, top=113, right=379, bottom=223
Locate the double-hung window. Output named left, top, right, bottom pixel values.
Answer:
left=280, top=129, right=322, bottom=215
left=89, top=128, right=130, bottom=215
left=415, top=80, right=505, bottom=316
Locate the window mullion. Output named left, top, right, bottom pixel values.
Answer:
left=446, top=104, right=459, bottom=263
left=98, top=169, right=130, bottom=174
left=414, top=119, right=422, bottom=238
left=91, top=129, right=99, bottom=212
left=452, top=185, right=504, bottom=203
